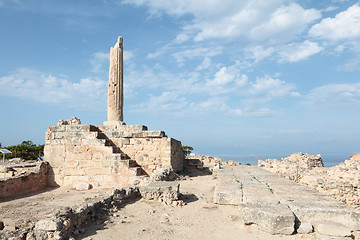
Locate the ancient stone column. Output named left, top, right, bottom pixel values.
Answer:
left=107, top=36, right=124, bottom=123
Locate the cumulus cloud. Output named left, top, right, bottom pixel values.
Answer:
left=172, top=47, right=222, bottom=64
left=0, top=68, right=107, bottom=110
left=249, top=3, right=321, bottom=43
left=122, top=0, right=321, bottom=44
left=125, top=61, right=299, bottom=116
left=278, top=40, right=324, bottom=62
left=196, top=57, right=212, bottom=71
left=309, top=3, right=360, bottom=41
left=303, top=82, right=360, bottom=108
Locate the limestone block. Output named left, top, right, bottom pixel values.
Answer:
left=316, top=222, right=351, bottom=237
left=85, top=168, right=111, bottom=176
left=297, top=222, right=313, bottom=234
left=63, top=176, right=89, bottom=187
left=75, top=182, right=91, bottom=190
left=78, top=160, right=103, bottom=168
left=214, top=182, right=243, bottom=205
left=82, top=138, right=106, bottom=146
left=123, top=139, right=130, bottom=145
left=92, top=152, right=105, bottom=161
left=65, top=125, right=84, bottom=132
left=287, top=202, right=360, bottom=230
left=316, top=234, right=353, bottom=240
left=123, top=132, right=133, bottom=138
left=139, top=182, right=179, bottom=201
left=149, top=151, right=160, bottom=159
left=238, top=202, right=295, bottom=235
left=35, top=218, right=64, bottom=231
left=146, top=131, right=165, bottom=137
left=123, top=125, right=147, bottom=131
left=64, top=168, right=86, bottom=176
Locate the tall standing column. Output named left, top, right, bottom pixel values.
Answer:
left=107, top=36, right=124, bottom=123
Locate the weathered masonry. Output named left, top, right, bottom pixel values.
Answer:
left=44, top=36, right=183, bottom=188
left=44, top=122, right=182, bottom=188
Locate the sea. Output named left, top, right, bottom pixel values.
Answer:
left=217, top=153, right=353, bottom=167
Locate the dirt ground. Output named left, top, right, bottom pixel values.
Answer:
left=76, top=174, right=317, bottom=240
left=0, top=187, right=112, bottom=231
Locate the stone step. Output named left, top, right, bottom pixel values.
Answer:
left=128, top=166, right=147, bottom=176
left=238, top=202, right=295, bottom=235
left=111, top=153, right=131, bottom=161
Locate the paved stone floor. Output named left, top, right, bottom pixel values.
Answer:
left=215, top=166, right=360, bottom=237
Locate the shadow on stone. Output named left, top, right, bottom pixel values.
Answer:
left=179, top=193, right=199, bottom=204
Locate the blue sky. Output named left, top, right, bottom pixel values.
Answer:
left=0, top=0, right=359, bottom=158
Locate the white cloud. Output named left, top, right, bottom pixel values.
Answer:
left=174, top=33, right=190, bottom=44
left=248, top=76, right=298, bottom=98
left=246, top=46, right=275, bottom=63
left=122, top=0, right=321, bottom=44
left=172, top=47, right=222, bottom=64
left=337, top=59, right=360, bottom=72
left=196, top=57, right=212, bottom=71
left=309, top=3, right=360, bottom=41
left=0, top=69, right=107, bottom=110
left=278, top=40, right=324, bottom=62
left=303, top=82, right=360, bottom=108
left=124, top=61, right=299, bottom=117
left=249, top=3, right=321, bottom=43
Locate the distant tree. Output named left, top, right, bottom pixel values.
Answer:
left=182, top=146, right=194, bottom=156
left=4, top=141, right=44, bottom=160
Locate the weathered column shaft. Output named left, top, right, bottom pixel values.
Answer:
left=107, top=36, right=123, bottom=122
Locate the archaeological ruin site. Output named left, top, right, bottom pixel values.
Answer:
left=1, top=37, right=360, bottom=240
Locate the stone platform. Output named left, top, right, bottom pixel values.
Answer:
left=214, top=166, right=360, bottom=238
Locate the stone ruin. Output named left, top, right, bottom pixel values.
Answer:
left=44, top=36, right=183, bottom=189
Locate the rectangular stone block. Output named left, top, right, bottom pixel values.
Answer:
left=238, top=202, right=295, bottom=235
left=85, top=167, right=111, bottom=176
left=139, top=182, right=179, bottom=201
left=214, top=182, right=243, bottom=205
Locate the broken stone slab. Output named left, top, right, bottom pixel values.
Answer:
left=139, top=182, right=179, bottom=201
left=238, top=202, right=295, bottom=235
left=296, top=222, right=313, bottom=234
left=316, top=234, right=353, bottom=240
left=214, top=182, right=243, bottom=205
left=316, top=222, right=352, bottom=237
left=35, top=218, right=64, bottom=231
left=26, top=230, right=49, bottom=240
left=75, top=182, right=91, bottom=191
left=285, top=201, right=360, bottom=231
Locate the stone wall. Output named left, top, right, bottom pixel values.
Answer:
left=0, top=162, right=50, bottom=199
left=259, top=152, right=360, bottom=210
left=44, top=122, right=183, bottom=188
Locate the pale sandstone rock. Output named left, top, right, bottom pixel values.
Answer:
left=297, top=222, right=313, bottom=234
left=57, top=117, right=81, bottom=126
left=75, top=182, right=91, bottom=191
left=214, top=182, right=243, bottom=205
left=316, top=222, right=351, bottom=237
left=35, top=218, right=64, bottom=231
left=238, top=202, right=295, bottom=235
left=139, top=182, right=179, bottom=202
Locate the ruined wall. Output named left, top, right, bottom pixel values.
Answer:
left=45, top=123, right=183, bottom=188
left=0, top=162, right=50, bottom=199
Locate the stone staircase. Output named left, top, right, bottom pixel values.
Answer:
left=91, top=126, right=148, bottom=186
